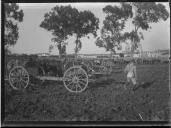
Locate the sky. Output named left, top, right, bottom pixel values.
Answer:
left=9, top=2, right=170, bottom=55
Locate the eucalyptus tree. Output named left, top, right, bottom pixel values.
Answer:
left=96, top=2, right=169, bottom=56
left=72, top=10, right=99, bottom=56
left=128, top=2, right=169, bottom=53
left=40, top=5, right=99, bottom=58
left=4, top=3, right=24, bottom=54
left=95, top=3, right=133, bottom=54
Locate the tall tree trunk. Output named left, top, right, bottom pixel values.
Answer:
left=75, top=42, right=78, bottom=58
left=130, top=38, right=134, bottom=58
left=75, top=36, right=79, bottom=59
left=58, top=43, right=62, bottom=59
left=110, top=50, right=114, bottom=59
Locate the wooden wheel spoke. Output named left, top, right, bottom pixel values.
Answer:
left=10, top=77, right=15, bottom=81
left=13, top=81, right=18, bottom=88
left=15, top=81, right=21, bottom=89
left=64, top=72, right=73, bottom=78
left=19, top=72, right=24, bottom=77
left=19, top=81, right=25, bottom=88
left=79, top=80, right=86, bottom=86
left=66, top=81, right=73, bottom=87
left=11, top=79, right=19, bottom=85
left=22, top=75, right=29, bottom=78
left=11, top=71, right=18, bottom=76
left=21, top=70, right=26, bottom=76
left=11, top=79, right=18, bottom=84
left=67, top=71, right=74, bottom=77
left=21, top=79, right=27, bottom=83
left=68, top=83, right=75, bottom=90
left=64, top=77, right=72, bottom=81
left=22, top=76, right=29, bottom=81
left=20, top=80, right=27, bottom=88
left=75, top=83, right=82, bottom=92
left=74, top=68, right=80, bottom=77
left=18, top=81, right=23, bottom=88
left=78, top=68, right=84, bottom=76
left=10, top=75, right=19, bottom=79
left=74, top=67, right=76, bottom=75
left=75, top=84, right=78, bottom=92
left=75, top=69, right=79, bottom=77
left=78, top=74, right=86, bottom=79
left=77, top=83, right=82, bottom=91
left=79, top=78, right=87, bottom=83
left=17, top=71, right=22, bottom=76
left=18, top=69, right=22, bottom=75
left=77, top=69, right=86, bottom=76
left=77, top=68, right=84, bottom=74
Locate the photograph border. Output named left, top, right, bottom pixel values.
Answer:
left=1, top=0, right=170, bottom=127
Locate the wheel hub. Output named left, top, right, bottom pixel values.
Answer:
left=19, top=77, right=23, bottom=81
left=72, top=76, right=79, bottom=83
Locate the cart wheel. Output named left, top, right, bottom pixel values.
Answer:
left=9, top=66, right=29, bottom=90
left=63, top=66, right=88, bottom=93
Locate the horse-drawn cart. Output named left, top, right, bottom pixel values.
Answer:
left=5, top=55, right=114, bottom=93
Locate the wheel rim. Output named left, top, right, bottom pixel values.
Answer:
left=9, top=66, right=29, bottom=90
left=63, top=66, right=88, bottom=93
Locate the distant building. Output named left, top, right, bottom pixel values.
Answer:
left=37, top=53, right=50, bottom=56
left=137, top=49, right=169, bottom=58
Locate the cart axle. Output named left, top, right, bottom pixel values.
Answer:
left=36, top=76, right=63, bottom=81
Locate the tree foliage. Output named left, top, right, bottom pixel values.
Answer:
left=40, top=5, right=99, bottom=57
left=129, top=2, right=169, bottom=52
left=73, top=10, right=99, bottom=54
left=96, top=2, right=169, bottom=54
left=95, top=3, right=133, bottom=53
left=4, top=3, right=24, bottom=54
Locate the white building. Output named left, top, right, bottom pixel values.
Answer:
left=37, top=53, right=50, bottom=56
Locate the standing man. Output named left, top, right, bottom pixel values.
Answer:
left=124, top=59, right=138, bottom=92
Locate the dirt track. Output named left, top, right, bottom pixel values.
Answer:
left=4, top=64, right=170, bottom=121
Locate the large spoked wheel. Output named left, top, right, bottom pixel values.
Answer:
left=63, top=66, right=88, bottom=93
left=9, top=66, right=29, bottom=90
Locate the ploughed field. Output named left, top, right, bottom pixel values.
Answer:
left=4, top=63, right=170, bottom=121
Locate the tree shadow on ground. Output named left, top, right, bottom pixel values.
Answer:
left=88, top=78, right=126, bottom=89
left=133, top=80, right=156, bottom=91
left=88, top=78, right=117, bottom=89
